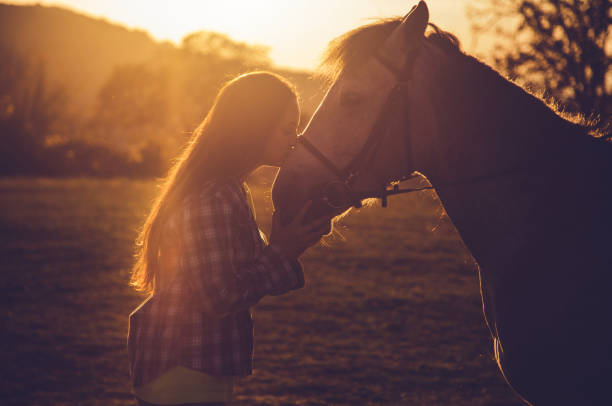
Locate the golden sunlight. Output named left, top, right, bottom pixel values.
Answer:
left=5, top=0, right=474, bottom=70
left=3, top=0, right=610, bottom=404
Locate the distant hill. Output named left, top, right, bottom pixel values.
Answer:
left=0, top=3, right=323, bottom=114
left=0, top=3, right=164, bottom=112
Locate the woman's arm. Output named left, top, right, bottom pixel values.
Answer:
left=180, top=186, right=304, bottom=317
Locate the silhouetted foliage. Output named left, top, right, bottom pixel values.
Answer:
left=0, top=46, right=67, bottom=175
left=469, top=0, right=611, bottom=125
left=0, top=46, right=165, bottom=178
left=182, top=31, right=271, bottom=67
left=88, top=63, right=172, bottom=149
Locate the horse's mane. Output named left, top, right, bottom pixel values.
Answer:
left=319, top=19, right=461, bottom=82
left=319, top=18, right=609, bottom=140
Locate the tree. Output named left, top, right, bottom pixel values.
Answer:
left=90, top=63, right=171, bottom=144
left=468, top=0, right=611, bottom=122
left=0, top=45, right=69, bottom=175
left=181, top=31, right=271, bottom=67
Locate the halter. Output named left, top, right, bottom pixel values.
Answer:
left=298, top=50, right=426, bottom=209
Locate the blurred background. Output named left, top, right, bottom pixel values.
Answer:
left=0, top=1, right=609, bottom=405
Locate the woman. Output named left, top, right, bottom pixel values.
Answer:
left=128, top=72, right=330, bottom=406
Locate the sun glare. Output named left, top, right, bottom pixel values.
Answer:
left=6, top=0, right=474, bottom=70
left=77, top=0, right=325, bottom=69
left=118, top=1, right=300, bottom=45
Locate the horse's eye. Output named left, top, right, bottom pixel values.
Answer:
left=340, top=90, right=363, bottom=107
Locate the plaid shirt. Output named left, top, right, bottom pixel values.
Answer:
left=128, top=178, right=304, bottom=387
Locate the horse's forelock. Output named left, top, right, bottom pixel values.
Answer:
left=318, top=17, right=401, bottom=84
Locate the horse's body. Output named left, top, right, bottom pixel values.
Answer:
left=427, top=66, right=612, bottom=404
left=272, top=2, right=612, bottom=404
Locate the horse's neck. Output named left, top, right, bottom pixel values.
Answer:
left=419, top=58, right=605, bottom=283
left=422, top=58, right=579, bottom=184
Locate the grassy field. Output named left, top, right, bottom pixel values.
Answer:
left=0, top=176, right=524, bottom=405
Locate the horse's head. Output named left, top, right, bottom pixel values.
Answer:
left=273, top=1, right=436, bottom=224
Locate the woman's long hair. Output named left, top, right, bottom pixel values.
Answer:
left=131, top=71, right=298, bottom=294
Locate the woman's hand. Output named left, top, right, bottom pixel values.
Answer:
left=269, top=201, right=332, bottom=260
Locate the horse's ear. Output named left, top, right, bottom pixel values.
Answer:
left=400, top=1, right=429, bottom=39
left=380, top=1, right=429, bottom=61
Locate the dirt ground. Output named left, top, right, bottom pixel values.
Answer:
left=0, top=177, right=524, bottom=405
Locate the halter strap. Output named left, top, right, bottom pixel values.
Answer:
left=374, top=52, right=410, bottom=81
left=298, top=136, right=347, bottom=181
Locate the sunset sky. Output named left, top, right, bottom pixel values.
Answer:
left=5, top=0, right=479, bottom=70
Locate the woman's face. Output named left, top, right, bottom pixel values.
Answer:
left=261, top=99, right=300, bottom=167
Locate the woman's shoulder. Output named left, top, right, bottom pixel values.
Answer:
left=170, top=178, right=250, bottom=231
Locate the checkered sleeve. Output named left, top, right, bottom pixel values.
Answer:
left=181, top=187, right=304, bottom=317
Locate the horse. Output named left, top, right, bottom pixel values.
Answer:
left=272, top=2, right=612, bottom=405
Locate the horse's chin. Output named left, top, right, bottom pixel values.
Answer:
left=320, top=222, right=333, bottom=236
